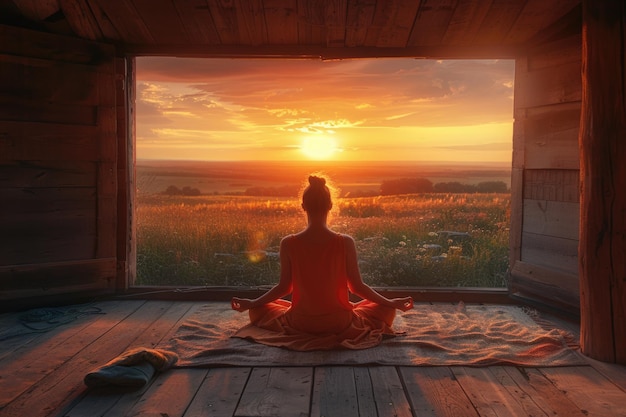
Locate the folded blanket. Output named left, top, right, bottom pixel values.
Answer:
left=84, top=347, right=178, bottom=390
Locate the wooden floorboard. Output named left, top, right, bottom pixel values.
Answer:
left=311, top=367, right=360, bottom=417
left=188, top=368, right=251, bottom=417
left=127, top=368, right=209, bottom=417
left=369, top=366, right=413, bottom=417
left=0, top=301, right=122, bottom=361
left=353, top=367, right=378, bottom=417
left=236, top=367, right=313, bottom=417
left=540, top=366, right=626, bottom=416
left=0, top=300, right=625, bottom=417
left=0, top=300, right=145, bottom=415
left=400, top=366, right=478, bottom=417
left=512, top=368, right=588, bottom=416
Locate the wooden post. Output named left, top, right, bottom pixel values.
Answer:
left=116, top=57, right=137, bottom=289
left=579, top=0, right=626, bottom=363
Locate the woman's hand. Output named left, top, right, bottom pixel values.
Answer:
left=231, top=297, right=254, bottom=312
left=390, top=297, right=414, bottom=311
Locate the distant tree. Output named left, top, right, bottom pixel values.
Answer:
left=434, top=182, right=478, bottom=193
left=380, top=178, right=433, bottom=195
left=181, top=186, right=201, bottom=196
left=163, top=185, right=182, bottom=195
left=476, top=181, right=508, bottom=193
left=162, top=185, right=201, bottom=196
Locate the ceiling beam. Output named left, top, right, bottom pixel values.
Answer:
left=121, top=43, right=523, bottom=59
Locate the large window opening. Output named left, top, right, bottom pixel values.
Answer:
left=134, top=57, right=514, bottom=288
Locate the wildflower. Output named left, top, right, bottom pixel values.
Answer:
left=448, top=246, right=463, bottom=256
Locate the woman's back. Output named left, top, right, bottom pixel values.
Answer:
left=283, top=232, right=353, bottom=332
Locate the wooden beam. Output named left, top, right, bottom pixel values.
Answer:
left=579, top=0, right=626, bottom=364
left=117, top=57, right=136, bottom=288
left=121, top=43, right=521, bottom=59
left=0, top=258, right=116, bottom=301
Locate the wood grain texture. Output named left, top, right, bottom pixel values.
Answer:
left=453, top=366, right=542, bottom=417
left=510, top=32, right=582, bottom=314
left=311, top=367, right=360, bottom=417
left=579, top=0, right=626, bottom=364
left=515, top=60, right=582, bottom=108
left=400, top=366, right=477, bottom=417
left=172, top=0, right=220, bottom=44
left=522, top=104, right=581, bottom=170
left=235, top=367, right=313, bottom=417
left=369, top=366, right=413, bottom=417
left=408, top=0, right=457, bottom=46
left=0, top=300, right=170, bottom=417
left=0, top=25, right=119, bottom=302
left=541, top=366, right=626, bottom=416
left=511, top=260, right=579, bottom=298
left=2, top=1, right=583, bottom=53
left=521, top=232, right=578, bottom=275
left=523, top=170, right=579, bottom=202
left=509, top=368, right=587, bottom=416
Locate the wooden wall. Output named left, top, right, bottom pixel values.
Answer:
left=0, top=25, right=122, bottom=306
left=578, top=0, right=626, bottom=364
left=509, top=34, right=582, bottom=312
left=0, top=22, right=588, bottom=315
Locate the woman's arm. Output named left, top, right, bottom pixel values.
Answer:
left=231, top=237, right=293, bottom=312
left=344, top=235, right=413, bottom=311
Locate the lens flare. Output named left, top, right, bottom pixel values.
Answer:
left=246, top=231, right=266, bottom=263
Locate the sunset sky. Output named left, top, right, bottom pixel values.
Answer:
left=136, top=57, right=514, bottom=163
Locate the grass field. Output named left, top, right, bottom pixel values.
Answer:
left=136, top=192, right=510, bottom=288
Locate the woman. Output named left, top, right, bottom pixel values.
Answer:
left=231, top=175, right=413, bottom=351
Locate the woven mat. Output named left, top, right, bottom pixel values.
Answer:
left=162, top=302, right=583, bottom=367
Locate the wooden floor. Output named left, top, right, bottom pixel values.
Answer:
left=1, top=300, right=626, bottom=417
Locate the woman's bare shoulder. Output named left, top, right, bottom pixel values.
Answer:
left=335, top=231, right=353, bottom=240
left=336, top=232, right=356, bottom=246
left=281, top=234, right=297, bottom=244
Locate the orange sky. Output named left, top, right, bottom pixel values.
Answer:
left=136, top=57, right=514, bottom=163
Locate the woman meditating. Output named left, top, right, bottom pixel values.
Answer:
left=231, top=174, right=413, bottom=351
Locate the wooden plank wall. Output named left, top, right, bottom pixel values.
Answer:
left=509, top=34, right=582, bottom=312
left=0, top=25, right=119, bottom=305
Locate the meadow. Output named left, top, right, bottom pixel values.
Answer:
left=136, top=191, right=510, bottom=288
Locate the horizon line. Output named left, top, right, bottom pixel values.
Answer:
left=136, top=158, right=511, bottom=166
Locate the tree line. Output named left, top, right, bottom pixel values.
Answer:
left=162, top=177, right=508, bottom=197
left=380, top=178, right=508, bottom=195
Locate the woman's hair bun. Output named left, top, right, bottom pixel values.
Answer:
left=302, top=174, right=332, bottom=213
left=308, top=175, right=326, bottom=187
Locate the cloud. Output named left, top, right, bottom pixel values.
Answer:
left=385, top=112, right=415, bottom=121
left=135, top=57, right=514, bottom=161
left=137, top=58, right=514, bottom=122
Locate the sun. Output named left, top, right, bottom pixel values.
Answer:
left=300, top=136, right=338, bottom=160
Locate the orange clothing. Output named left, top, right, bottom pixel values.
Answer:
left=233, top=233, right=398, bottom=351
